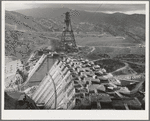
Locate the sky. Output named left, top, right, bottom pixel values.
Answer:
left=4, top=2, right=146, bottom=14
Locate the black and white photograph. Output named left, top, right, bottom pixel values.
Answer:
left=1, top=1, right=149, bottom=120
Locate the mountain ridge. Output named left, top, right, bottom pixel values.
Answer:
left=14, top=7, right=145, bottom=42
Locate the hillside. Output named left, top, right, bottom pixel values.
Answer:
left=5, top=8, right=145, bottom=63
left=5, top=11, right=54, bottom=32
left=15, top=7, right=145, bottom=42
left=5, top=29, right=60, bottom=62
left=5, top=10, right=62, bottom=61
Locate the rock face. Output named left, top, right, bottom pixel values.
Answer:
left=5, top=92, right=17, bottom=109
left=5, top=91, right=38, bottom=109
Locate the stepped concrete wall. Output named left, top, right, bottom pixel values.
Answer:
left=32, top=59, right=75, bottom=109
left=26, top=56, right=57, bottom=87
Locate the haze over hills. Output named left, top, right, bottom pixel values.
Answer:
left=5, top=10, right=54, bottom=32
left=15, top=7, right=145, bottom=42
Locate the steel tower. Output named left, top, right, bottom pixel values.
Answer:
left=60, top=12, right=77, bottom=52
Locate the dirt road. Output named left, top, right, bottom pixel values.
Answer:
left=87, top=46, right=95, bottom=54
left=111, top=62, right=128, bottom=74
left=121, top=60, right=145, bottom=66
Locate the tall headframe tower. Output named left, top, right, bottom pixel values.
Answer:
left=61, top=12, right=77, bottom=52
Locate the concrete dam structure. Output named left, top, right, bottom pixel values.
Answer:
left=22, top=54, right=57, bottom=89
left=5, top=51, right=144, bottom=110
left=5, top=53, right=58, bottom=92
left=30, top=55, right=143, bottom=110
left=32, top=59, right=75, bottom=109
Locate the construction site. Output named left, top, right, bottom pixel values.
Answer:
left=5, top=12, right=145, bottom=110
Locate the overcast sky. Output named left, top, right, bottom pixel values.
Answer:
left=5, top=2, right=146, bottom=14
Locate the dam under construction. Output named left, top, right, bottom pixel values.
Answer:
left=4, top=12, right=145, bottom=110
left=5, top=49, right=145, bottom=110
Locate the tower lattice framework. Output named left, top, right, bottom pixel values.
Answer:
left=60, top=12, right=77, bottom=51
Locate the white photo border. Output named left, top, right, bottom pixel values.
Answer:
left=1, top=1, right=149, bottom=120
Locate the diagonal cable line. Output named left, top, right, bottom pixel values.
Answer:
left=86, top=4, right=103, bottom=22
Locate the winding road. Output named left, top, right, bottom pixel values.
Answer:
left=111, top=62, right=130, bottom=74
left=83, top=46, right=142, bottom=75
left=121, top=60, right=145, bottom=66
left=87, top=46, right=95, bottom=54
